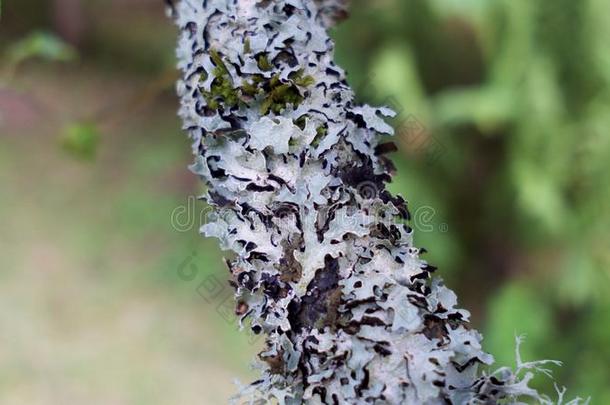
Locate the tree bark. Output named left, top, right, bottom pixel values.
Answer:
left=170, top=1, right=584, bottom=404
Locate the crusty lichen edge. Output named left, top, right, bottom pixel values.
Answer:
left=169, top=0, right=587, bottom=403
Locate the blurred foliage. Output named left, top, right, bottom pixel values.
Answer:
left=60, top=121, right=100, bottom=160
left=4, top=31, right=77, bottom=68
left=0, top=2, right=254, bottom=403
left=333, top=0, right=610, bottom=402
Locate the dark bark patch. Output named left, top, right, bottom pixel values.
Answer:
left=288, top=255, right=341, bottom=331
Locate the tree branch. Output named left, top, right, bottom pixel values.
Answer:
left=170, top=1, right=586, bottom=404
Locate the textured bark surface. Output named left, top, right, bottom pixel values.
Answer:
left=170, top=1, right=586, bottom=404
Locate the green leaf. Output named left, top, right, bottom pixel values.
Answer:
left=433, top=85, right=515, bottom=133
left=370, top=44, right=429, bottom=122
left=60, top=122, right=100, bottom=161
left=511, top=159, right=567, bottom=235
left=5, top=31, right=77, bottom=68
left=556, top=249, right=610, bottom=306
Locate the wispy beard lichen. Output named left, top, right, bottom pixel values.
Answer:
left=170, top=1, right=587, bottom=404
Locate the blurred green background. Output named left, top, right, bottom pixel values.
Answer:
left=1, top=0, right=608, bottom=403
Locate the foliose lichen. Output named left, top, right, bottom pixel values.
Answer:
left=169, top=1, right=588, bottom=404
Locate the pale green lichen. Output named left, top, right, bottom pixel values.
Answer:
left=170, top=1, right=586, bottom=404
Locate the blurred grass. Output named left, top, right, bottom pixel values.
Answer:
left=0, top=66, right=257, bottom=403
